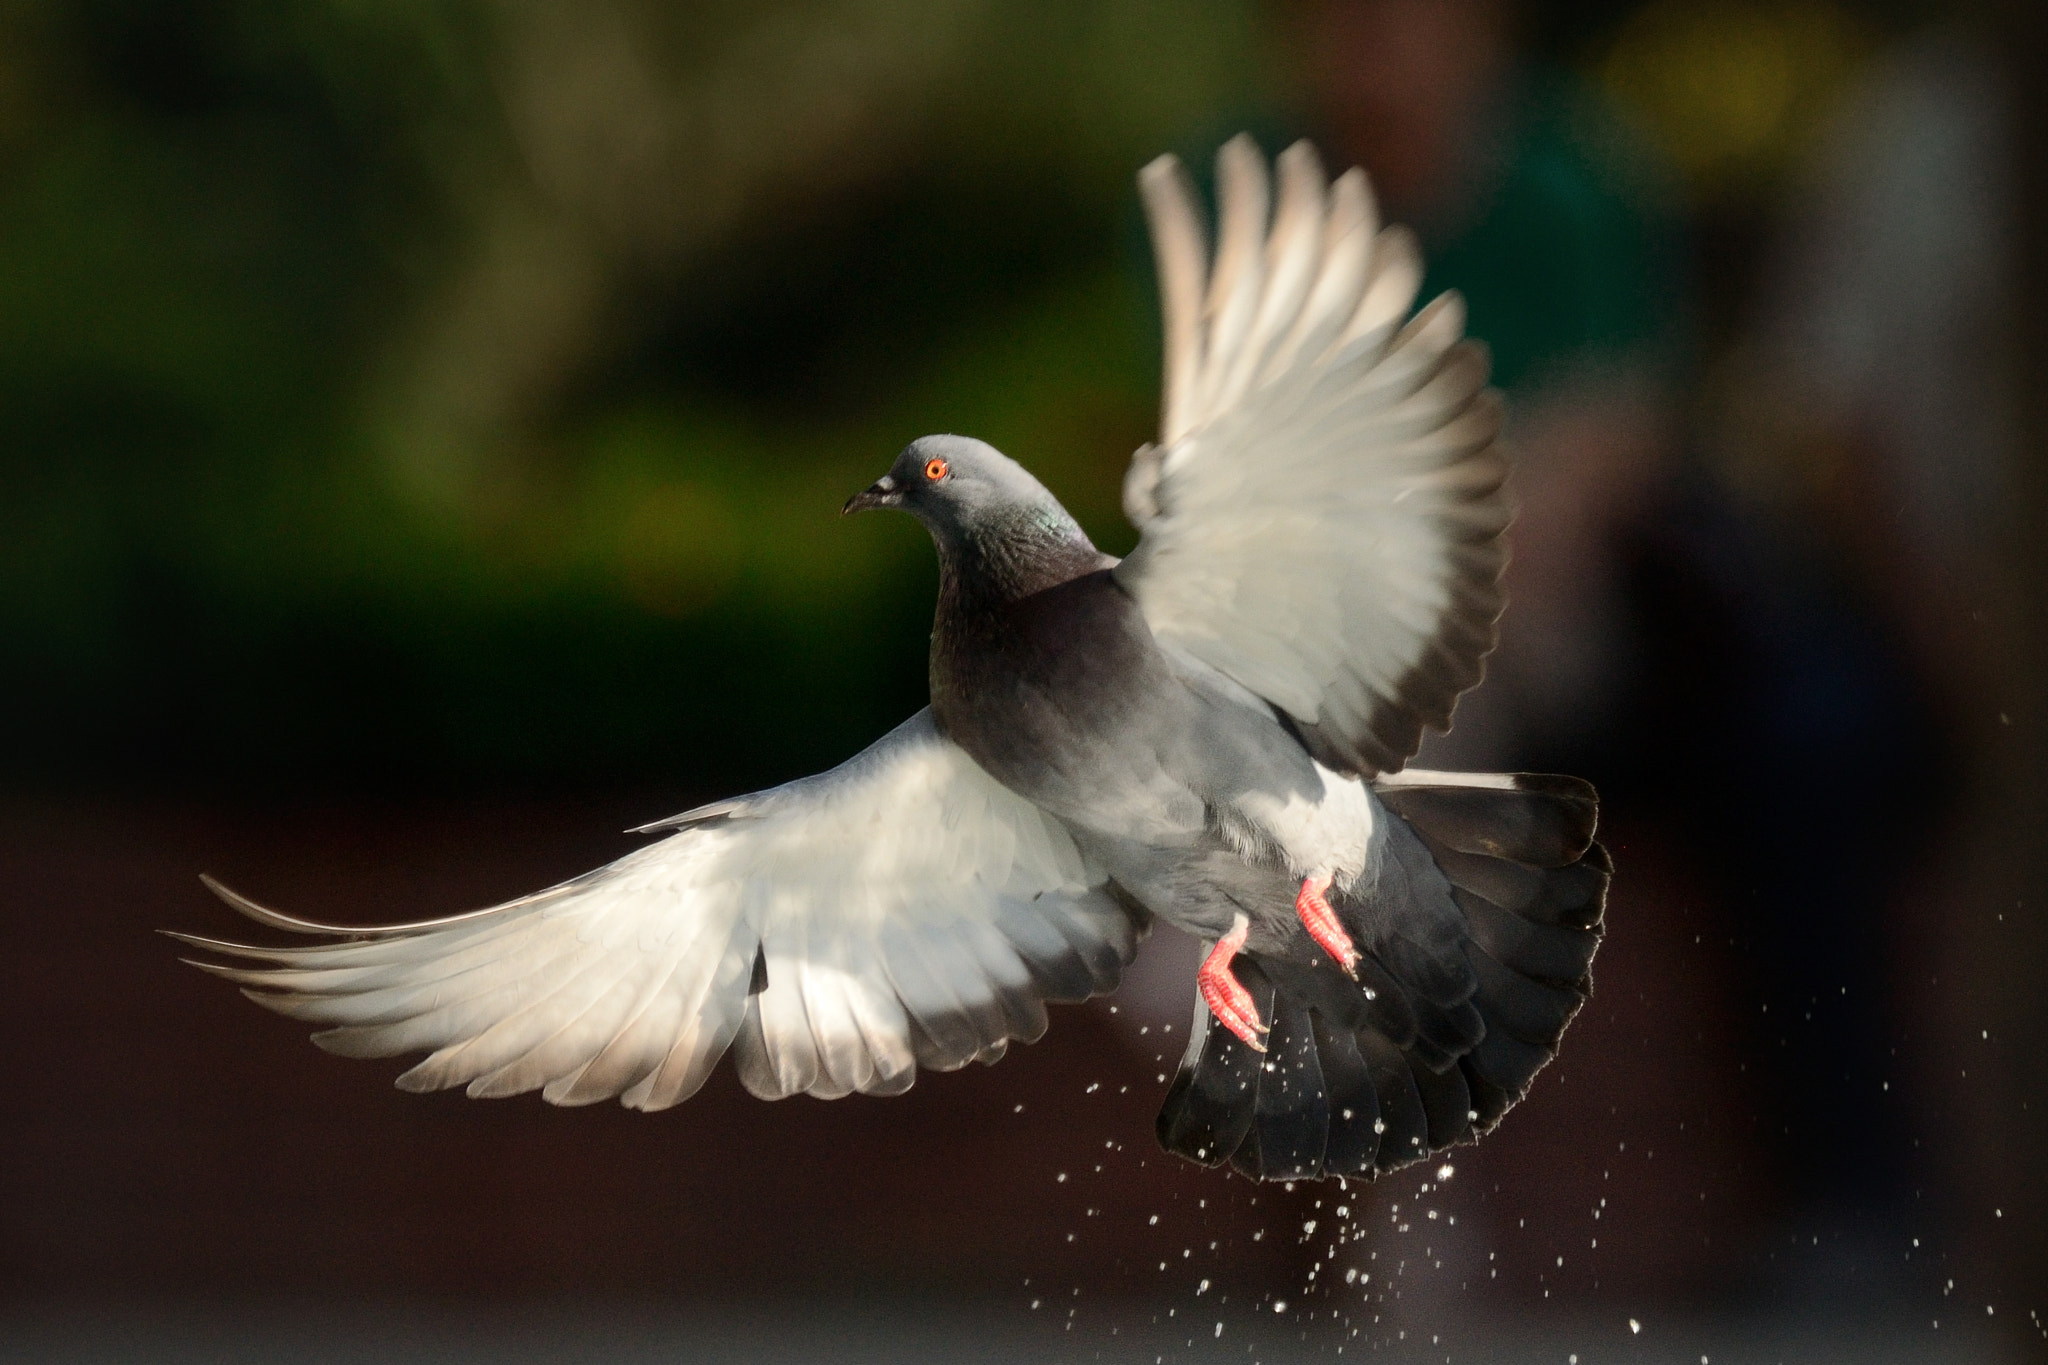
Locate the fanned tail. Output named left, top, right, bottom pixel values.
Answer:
left=1156, top=771, right=1609, bottom=1180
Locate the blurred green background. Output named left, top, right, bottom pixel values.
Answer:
left=0, top=0, right=1290, bottom=795
left=0, top=0, right=1878, bottom=795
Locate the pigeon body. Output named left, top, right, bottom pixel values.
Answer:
left=879, top=434, right=1376, bottom=944
left=174, top=137, right=1609, bottom=1181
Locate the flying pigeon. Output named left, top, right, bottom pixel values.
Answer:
left=174, top=136, right=1608, bottom=1182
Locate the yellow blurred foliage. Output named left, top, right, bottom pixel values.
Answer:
left=1599, top=0, right=1869, bottom=199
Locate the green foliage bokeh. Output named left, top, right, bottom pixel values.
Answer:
left=0, top=0, right=1277, bottom=795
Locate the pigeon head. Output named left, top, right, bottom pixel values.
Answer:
left=843, top=435, right=1091, bottom=560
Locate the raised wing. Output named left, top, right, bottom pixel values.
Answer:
left=1116, top=136, right=1511, bottom=775
left=172, top=710, right=1140, bottom=1108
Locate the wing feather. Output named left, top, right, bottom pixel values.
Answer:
left=1139, top=151, right=1208, bottom=450
left=542, top=950, right=698, bottom=1106
left=179, top=710, right=1140, bottom=1109
left=1196, top=136, right=1270, bottom=428
left=1117, top=137, right=1510, bottom=775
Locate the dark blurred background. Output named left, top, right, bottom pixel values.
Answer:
left=5, top=0, right=2045, bottom=1360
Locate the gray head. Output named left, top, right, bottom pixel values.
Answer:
left=843, top=435, right=1086, bottom=554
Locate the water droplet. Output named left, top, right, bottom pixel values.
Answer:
left=1274, top=1301, right=1288, bottom=1313
left=1629, top=1318, right=1641, bottom=1333
left=1436, top=1163, right=1455, bottom=1181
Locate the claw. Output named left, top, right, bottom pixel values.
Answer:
left=1296, top=872, right=1359, bottom=978
left=1197, top=914, right=1267, bottom=1051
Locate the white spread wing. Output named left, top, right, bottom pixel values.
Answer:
left=1116, top=136, right=1510, bottom=775
left=174, top=711, right=1139, bottom=1108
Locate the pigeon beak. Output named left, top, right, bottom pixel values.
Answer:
left=842, top=475, right=901, bottom=515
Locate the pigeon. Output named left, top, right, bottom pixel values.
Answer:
left=173, top=136, right=1608, bottom=1182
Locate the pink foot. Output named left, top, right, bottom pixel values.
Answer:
left=1197, top=914, right=1267, bottom=1052
left=1296, top=872, right=1359, bottom=978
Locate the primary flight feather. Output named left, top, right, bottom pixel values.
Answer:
left=175, top=136, right=1608, bottom=1182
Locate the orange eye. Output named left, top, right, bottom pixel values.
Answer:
left=923, top=456, right=950, bottom=481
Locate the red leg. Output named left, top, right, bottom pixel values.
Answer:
left=1197, top=914, right=1267, bottom=1052
left=1296, top=872, right=1359, bottom=978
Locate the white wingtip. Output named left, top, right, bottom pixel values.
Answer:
left=1194, top=136, right=1272, bottom=430
left=1139, top=151, right=1209, bottom=452
left=199, top=874, right=370, bottom=938
left=194, top=870, right=569, bottom=939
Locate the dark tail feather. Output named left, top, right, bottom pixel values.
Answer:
left=1155, top=772, right=1609, bottom=1180
left=1155, top=962, right=1272, bottom=1166
left=1229, top=983, right=1328, bottom=1181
